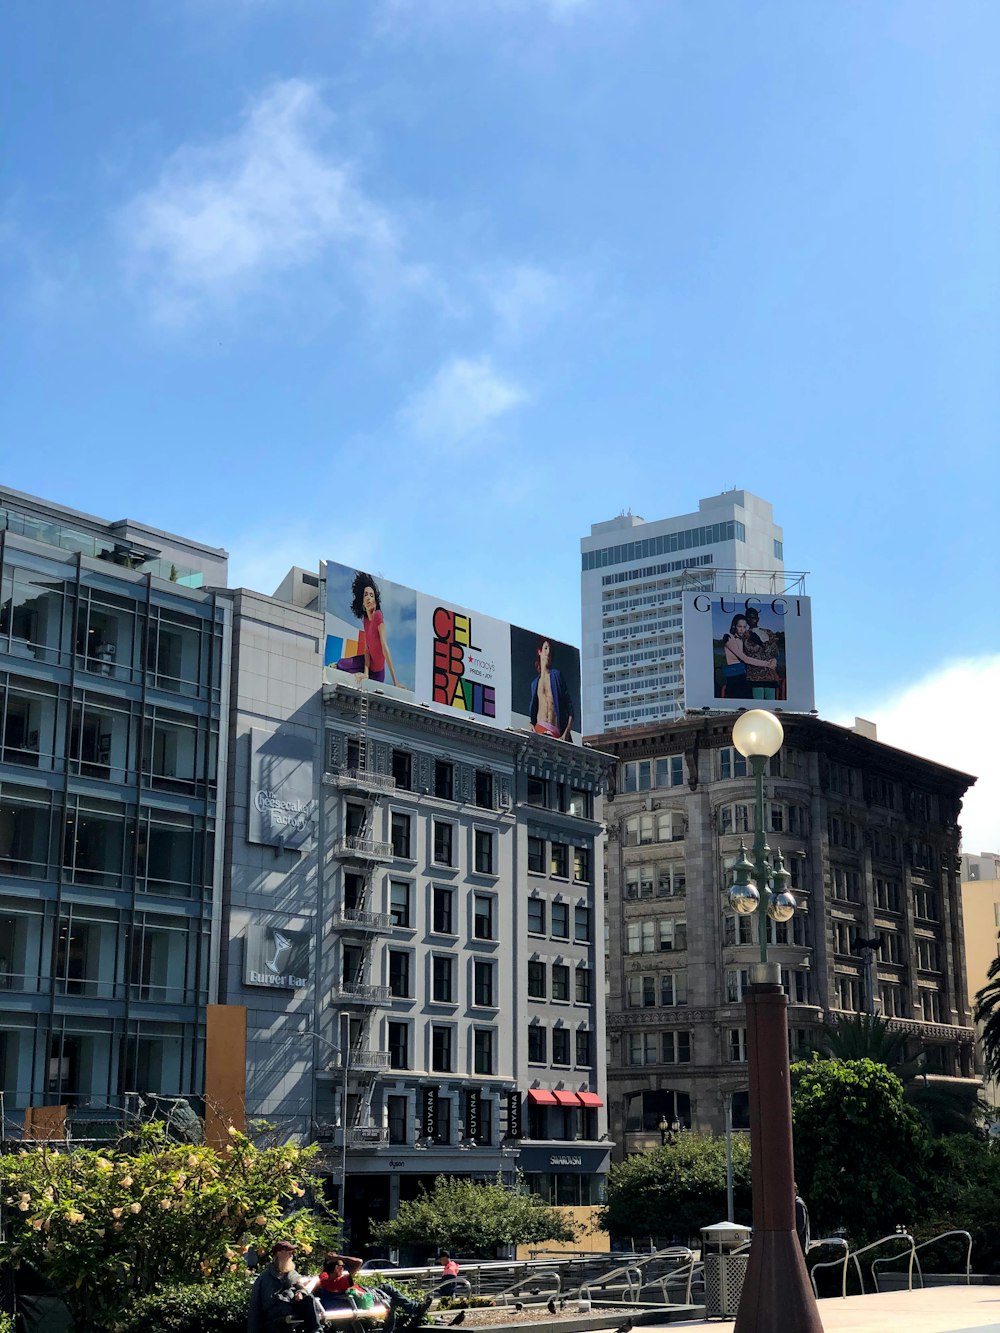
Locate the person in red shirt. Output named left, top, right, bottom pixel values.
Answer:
left=334, top=573, right=401, bottom=687
left=438, top=1253, right=460, bottom=1298
left=316, top=1252, right=430, bottom=1331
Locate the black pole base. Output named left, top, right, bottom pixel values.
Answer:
left=733, top=1227, right=824, bottom=1333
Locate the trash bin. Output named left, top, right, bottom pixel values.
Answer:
left=700, top=1222, right=751, bottom=1320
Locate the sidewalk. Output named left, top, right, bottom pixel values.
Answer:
left=646, top=1285, right=1000, bottom=1333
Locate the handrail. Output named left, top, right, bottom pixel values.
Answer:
left=806, top=1238, right=850, bottom=1299
left=640, top=1249, right=698, bottom=1306
left=871, top=1229, right=972, bottom=1292
left=496, top=1271, right=563, bottom=1305
left=567, top=1245, right=697, bottom=1305
left=809, top=1232, right=915, bottom=1299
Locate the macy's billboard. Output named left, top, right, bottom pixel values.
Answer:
left=322, top=560, right=582, bottom=743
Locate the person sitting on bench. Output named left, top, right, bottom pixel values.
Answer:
left=316, top=1253, right=430, bottom=1331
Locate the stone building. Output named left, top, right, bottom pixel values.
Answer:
left=596, top=712, right=978, bottom=1155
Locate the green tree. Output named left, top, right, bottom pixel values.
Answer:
left=791, top=1057, right=932, bottom=1244
left=819, top=1012, right=983, bottom=1137
left=0, top=1123, right=338, bottom=1333
left=598, top=1133, right=752, bottom=1244
left=974, top=948, right=1000, bottom=1083
left=372, top=1174, right=577, bottom=1257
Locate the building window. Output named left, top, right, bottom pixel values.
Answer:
left=392, top=750, right=412, bottom=791
left=391, top=812, right=412, bottom=859
left=433, top=1095, right=452, bottom=1145
left=662, top=1031, right=691, bottom=1064
left=918, top=988, right=942, bottom=1023
left=723, top=914, right=754, bottom=946
left=726, top=969, right=750, bottom=1003
left=474, top=1028, right=494, bottom=1075
left=528, top=961, right=547, bottom=998
left=528, top=897, right=546, bottom=934
left=780, top=968, right=810, bottom=1004
left=880, top=982, right=906, bottom=1017
left=729, top=1028, right=748, bottom=1062
left=431, top=1025, right=453, bottom=1072
left=552, top=1028, right=571, bottom=1066
left=627, top=1033, right=658, bottom=1066
left=527, top=776, right=548, bottom=807
left=387, top=1094, right=408, bottom=1144
left=626, top=975, right=657, bottom=1008
left=575, top=966, right=591, bottom=1003
left=473, top=960, right=495, bottom=1007
left=916, top=937, right=941, bottom=971
left=474, top=829, right=495, bottom=875
left=661, top=970, right=688, bottom=1006
left=389, top=880, right=411, bottom=928
left=528, top=1025, right=547, bottom=1062
left=573, top=847, right=591, bottom=883
left=574, top=906, right=591, bottom=943
left=433, top=821, right=454, bottom=866
left=832, top=866, right=862, bottom=902
left=718, top=748, right=749, bottom=781
left=434, top=760, right=454, bottom=801
left=388, top=1021, right=409, bottom=1069
left=432, top=886, right=455, bottom=935
left=473, top=893, right=495, bottom=941
left=575, top=1029, right=593, bottom=1066
left=528, top=835, right=545, bottom=873
left=551, top=902, right=569, bottom=939
left=835, top=973, right=863, bottom=1011
left=552, top=964, right=570, bottom=1002
left=568, top=787, right=592, bottom=818
left=913, top=886, right=940, bottom=920
left=388, top=949, right=411, bottom=998
left=550, top=843, right=569, bottom=878
left=475, top=770, right=494, bottom=809
left=432, top=955, right=455, bottom=1003
left=719, top=804, right=751, bottom=835
left=657, top=864, right=686, bottom=897
left=659, top=918, right=686, bottom=951
left=874, top=876, right=902, bottom=912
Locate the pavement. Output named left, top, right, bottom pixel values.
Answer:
left=640, top=1286, right=1000, bottom=1333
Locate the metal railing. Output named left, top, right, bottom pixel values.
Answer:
left=871, top=1229, right=972, bottom=1293
left=330, top=768, right=397, bottom=794
left=810, top=1232, right=915, bottom=1299
left=335, top=908, right=394, bottom=933
left=333, top=835, right=393, bottom=861
left=334, top=982, right=392, bottom=1004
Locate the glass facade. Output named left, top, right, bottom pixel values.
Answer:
left=0, top=529, right=226, bottom=1120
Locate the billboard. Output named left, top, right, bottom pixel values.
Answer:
left=243, top=922, right=311, bottom=990
left=247, top=728, right=316, bottom=849
left=682, top=593, right=815, bottom=713
left=323, top=561, right=581, bottom=742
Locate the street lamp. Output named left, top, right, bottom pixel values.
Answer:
left=726, top=710, right=823, bottom=1333
left=658, top=1115, right=682, bottom=1146
left=303, top=1019, right=351, bottom=1234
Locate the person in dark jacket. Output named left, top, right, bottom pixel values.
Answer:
left=794, top=1184, right=811, bottom=1256
left=248, top=1240, right=321, bottom=1333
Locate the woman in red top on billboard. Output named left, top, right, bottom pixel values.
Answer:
left=529, top=638, right=574, bottom=740
left=335, top=572, right=401, bottom=686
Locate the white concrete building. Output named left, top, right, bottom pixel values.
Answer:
left=580, top=490, right=787, bottom=735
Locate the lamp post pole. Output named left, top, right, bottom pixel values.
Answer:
left=727, top=711, right=823, bottom=1333
left=301, top=1024, right=350, bottom=1234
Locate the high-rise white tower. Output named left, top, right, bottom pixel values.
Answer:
left=580, top=490, right=786, bottom=735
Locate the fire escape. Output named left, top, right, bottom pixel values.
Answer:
left=326, top=683, right=395, bottom=1151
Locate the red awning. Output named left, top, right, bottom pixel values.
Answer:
left=577, top=1092, right=603, bottom=1108
left=552, top=1091, right=581, bottom=1107
left=527, top=1089, right=558, bottom=1105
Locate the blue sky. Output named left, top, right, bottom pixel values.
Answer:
left=3, top=1, right=998, bottom=848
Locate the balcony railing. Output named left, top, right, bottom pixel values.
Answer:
left=334, top=983, right=392, bottom=1005
left=334, top=907, right=394, bottom=934
left=333, top=835, right=393, bottom=862
left=332, top=1050, right=393, bottom=1073
left=327, top=768, right=397, bottom=795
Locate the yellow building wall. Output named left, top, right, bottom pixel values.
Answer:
left=515, top=1205, right=610, bottom=1259
left=205, top=1003, right=247, bottom=1146
left=960, top=878, right=1000, bottom=1107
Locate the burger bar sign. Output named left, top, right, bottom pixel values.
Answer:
left=247, top=728, right=316, bottom=850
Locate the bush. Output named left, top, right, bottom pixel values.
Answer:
left=115, top=1271, right=254, bottom=1333
left=0, top=1312, right=14, bottom=1333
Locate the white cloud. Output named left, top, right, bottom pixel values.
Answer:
left=833, top=656, right=1000, bottom=855
left=485, top=263, right=567, bottom=339
left=397, top=355, right=528, bottom=446
left=226, top=524, right=378, bottom=599
left=119, top=79, right=418, bottom=322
